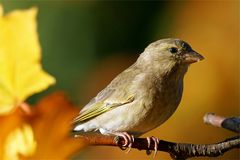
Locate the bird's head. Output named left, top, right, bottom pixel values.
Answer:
left=137, top=38, right=204, bottom=74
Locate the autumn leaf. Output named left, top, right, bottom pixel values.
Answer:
left=0, top=109, right=25, bottom=159
left=3, top=124, right=37, bottom=160
left=0, top=92, right=85, bottom=160
left=0, top=5, right=55, bottom=115
left=28, top=92, right=85, bottom=159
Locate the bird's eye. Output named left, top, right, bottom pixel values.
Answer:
left=169, top=47, right=178, bottom=54
left=181, top=42, right=191, bottom=51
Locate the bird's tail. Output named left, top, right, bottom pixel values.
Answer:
left=71, top=123, right=100, bottom=137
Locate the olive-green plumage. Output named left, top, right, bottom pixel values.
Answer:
left=73, top=38, right=204, bottom=137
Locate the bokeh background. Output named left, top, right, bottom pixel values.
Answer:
left=1, top=1, right=239, bottom=159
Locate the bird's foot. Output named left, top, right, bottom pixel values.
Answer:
left=146, top=136, right=159, bottom=158
left=113, top=132, right=134, bottom=153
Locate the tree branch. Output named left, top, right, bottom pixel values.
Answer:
left=204, top=113, right=240, bottom=133
left=74, top=113, right=239, bottom=159
left=75, top=135, right=239, bottom=159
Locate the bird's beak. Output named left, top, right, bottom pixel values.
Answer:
left=182, top=50, right=204, bottom=64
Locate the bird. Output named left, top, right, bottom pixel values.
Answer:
left=72, top=38, right=204, bottom=156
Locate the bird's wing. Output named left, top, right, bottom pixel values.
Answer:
left=73, top=94, right=134, bottom=123
left=74, top=66, right=137, bottom=123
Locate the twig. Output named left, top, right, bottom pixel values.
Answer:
left=204, top=113, right=240, bottom=133
left=75, top=135, right=240, bottom=160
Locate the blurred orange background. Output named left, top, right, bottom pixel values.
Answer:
left=2, top=1, right=239, bottom=160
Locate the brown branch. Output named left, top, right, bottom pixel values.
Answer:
left=73, top=113, right=239, bottom=159
left=75, top=135, right=239, bottom=159
left=204, top=113, right=240, bottom=133
left=204, top=113, right=225, bottom=128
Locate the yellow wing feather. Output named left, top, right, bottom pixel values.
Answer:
left=74, top=96, right=134, bottom=123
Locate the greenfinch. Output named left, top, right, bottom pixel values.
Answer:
left=73, top=38, right=204, bottom=155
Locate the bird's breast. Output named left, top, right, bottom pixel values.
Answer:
left=130, top=76, right=183, bottom=133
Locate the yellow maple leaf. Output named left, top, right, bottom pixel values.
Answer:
left=0, top=5, right=55, bottom=114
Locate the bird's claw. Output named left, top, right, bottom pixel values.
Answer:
left=114, top=132, right=134, bottom=153
left=146, top=136, right=159, bottom=158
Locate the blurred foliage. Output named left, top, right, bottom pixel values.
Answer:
left=0, top=1, right=239, bottom=160
left=0, top=92, right=85, bottom=160
left=0, top=5, right=84, bottom=159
